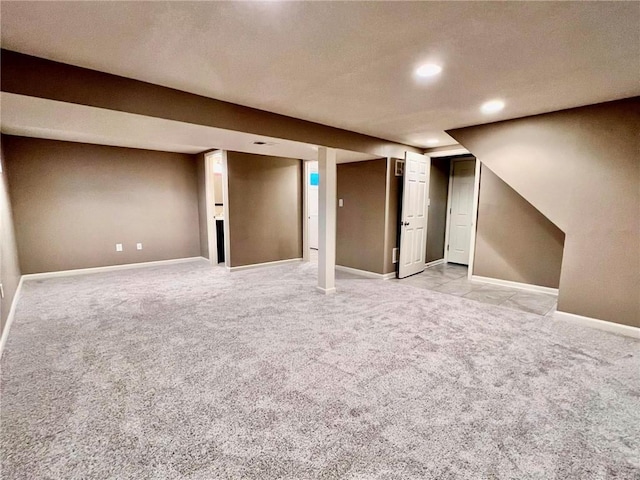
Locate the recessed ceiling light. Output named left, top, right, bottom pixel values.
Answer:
left=481, top=99, right=505, bottom=114
left=415, top=63, right=442, bottom=78
left=425, top=138, right=440, bottom=146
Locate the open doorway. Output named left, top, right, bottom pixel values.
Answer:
left=204, top=150, right=229, bottom=267
left=303, top=160, right=319, bottom=262
left=308, top=161, right=319, bottom=251
left=424, top=153, right=480, bottom=279
left=444, top=158, right=476, bottom=266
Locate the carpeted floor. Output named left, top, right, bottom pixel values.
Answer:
left=1, top=259, right=638, bottom=479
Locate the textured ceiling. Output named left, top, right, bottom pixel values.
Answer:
left=1, top=1, right=639, bottom=149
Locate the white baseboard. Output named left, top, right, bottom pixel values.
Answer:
left=228, top=258, right=302, bottom=272
left=22, top=257, right=206, bottom=280
left=471, top=275, right=558, bottom=296
left=316, top=286, right=337, bottom=295
left=335, top=265, right=395, bottom=280
left=0, top=276, right=25, bottom=358
left=425, top=259, right=445, bottom=268
left=554, top=311, right=639, bottom=338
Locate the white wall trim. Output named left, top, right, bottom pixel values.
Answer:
left=227, top=258, right=302, bottom=272
left=554, top=311, right=639, bottom=338
left=21, top=257, right=205, bottom=280
left=425, top=258, right=445, bottom=268
left=302, top=160, right=310, bottom=262
left=467, top=158, right=481, bottom=280
left=382, top=157, right=395, bottom=273
left=221, top=151, right=232, bottom=269
left=0, top=276, right=25, bottom=358
left=471, top=274, right=559, bottom=295
left=336, top=265, right=394, bottom=280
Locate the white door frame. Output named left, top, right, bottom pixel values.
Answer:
left=467, top=158, right=481, bottom=280
left=302, top=160, right=310, bottom=262
left=221, top=151, right=231, bottom=270
left=204, top=150, right=230, bottom=268
left=441, top=156, right=481, bottom=278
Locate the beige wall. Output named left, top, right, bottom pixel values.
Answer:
left=226, top=152, right=302, bottom=267
left=474, top=166, right=564, bottom=288
left=449, top=98, right=640, bottom=327
left=337, top=159, right=387, bottom=274
left=0, top=140, right=21, bottom=334
left=425, top=157, right=451, bottom=263
left=3, top=136, right=201, bottom=274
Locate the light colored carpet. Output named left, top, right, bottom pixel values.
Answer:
left=1, top=259, right=638, bottom=479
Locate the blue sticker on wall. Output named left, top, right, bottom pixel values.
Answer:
left=310, top=173, right=319, bottom=186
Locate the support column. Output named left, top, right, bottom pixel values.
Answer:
left=317, top=147, right=337, bottom=294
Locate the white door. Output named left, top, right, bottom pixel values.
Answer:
left=308, top=163, right=319, bottom=250
left=447, top=160, right=475, bottom=265
left=398, top=151, right=430, bottom=278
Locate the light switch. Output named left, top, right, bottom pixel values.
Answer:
left=115, top=243, right=123, bottom=252
left=339, top=198, right=344, bottom=207
left=137, top=243, right=143, bottom=250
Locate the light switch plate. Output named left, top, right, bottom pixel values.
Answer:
left=136, top=243, right=143, bottom=250
left=116, top=243, right=123, bottom=252
left=339, top=199, right=344, bottom=207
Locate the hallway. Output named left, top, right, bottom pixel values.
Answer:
left=395, top=263, right=558, bottom=316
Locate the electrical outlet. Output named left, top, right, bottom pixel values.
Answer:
left=115, top=243, right=123, bottom=252
left=136, top=243, right=143, bottom=250
left=392, top=247, right=399, bottom=264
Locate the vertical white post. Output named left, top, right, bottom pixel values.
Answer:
left=317, top=147, right=336, bottom=294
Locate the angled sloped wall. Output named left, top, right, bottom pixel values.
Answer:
left=449, top=98, right=640, bottom=327
left=474, top=166, right=565, bottom=289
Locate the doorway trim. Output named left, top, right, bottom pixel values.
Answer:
left=467, top=158, right=481, bottom=280
left=302, top=160, right=310, bottom=262
left=438, top=156, right=481, bottom=279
